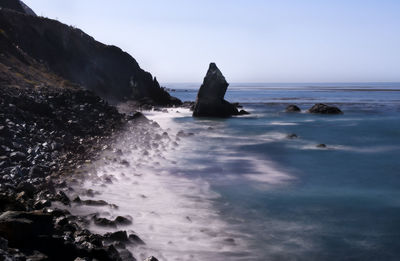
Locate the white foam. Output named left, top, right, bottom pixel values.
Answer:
left=270, top=121, right=298, bottom=126
left=68, top=112, right=253, bottom=261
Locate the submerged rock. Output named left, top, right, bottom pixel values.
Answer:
left=286, top=104, right=301, bottom=112
left=193, top=63, right=247, bottom=117
left=308, top=103, right=342, bottom=114
left=287, top=133, right=298, bottom=139
left=144, top=257, right=159, bottom=261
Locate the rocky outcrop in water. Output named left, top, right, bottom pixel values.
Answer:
left=286, top=104, right=301, bottom=112
left=308, top=103, right=342, bottom=114
left=193, top=63, right=248, bottom=117
left=0, top=4, right=180, bottom=106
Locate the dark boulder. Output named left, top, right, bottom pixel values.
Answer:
left=9, top=151, right=26, bottom=162
left=308, top=103, right=342, bottom=114
left=286, top=104, right=301, bottom=112
left=128, top=112, right=150, bottom=123
left=128, top=233, right=145, bottom=245
left=193, top=63, right=244, bottom=117
left=287, top=133, right=298, bottom=139
left=104, top=231, right=129, bottom=242
left=144, top=257, right=159, bottom=261
left=0, top=210, right=53, bottom=248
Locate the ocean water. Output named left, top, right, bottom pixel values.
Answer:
left=73, top=83, right=400, bottom=261
left=160, top=83, right=400, bottom=260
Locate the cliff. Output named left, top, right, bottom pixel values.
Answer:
left=0, top=1, right=181, bottom=105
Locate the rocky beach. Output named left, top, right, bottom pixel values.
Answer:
left=1, top=1, right=400, bottom=261
left=0, top=1, right=180, bottom=260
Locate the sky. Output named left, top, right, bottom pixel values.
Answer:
left=23, top=0, right=400, bottom=83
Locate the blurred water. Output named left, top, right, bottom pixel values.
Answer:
left=157, top=83, right=400, bottom=260
left=73, top=83, right=400, bottom=261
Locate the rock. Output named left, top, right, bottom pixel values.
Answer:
left=317, top=144, right=327, bottom=148
left=308, top=103, right=342, bottom=114
left=29, top=165, right=48, bottom=178
left=238, top=109, right=250, bottom=115
left=287, top=133, right=298, bottom=139
left=54, top=191, right=70, bottom=205
left=129, top=112, right=150, bottom=123
left=128, top=233, right=145, bottom=245
left=115, top=216, right=132, bottom=225
left=119, top=249, right=136, bottom=261
left=81, top=199, right=108, bottom=206
left=93, top=217, right=116, bottom=227
left=26, top=251, right=48, bottom=261
left=9, top=151, right=26, bottom=162
left=0, top=236, right=7, bottom=250
left=16, top=182, right=36, bottom=197
left=104, top=231, right=129, bottom=242
left=192, top=63, right=241, bottom=117
left=286, top=104, right=301, bottom=112
left=144, top=256, right=159, bottom=261
left=0, top=210, right=53, bottom=248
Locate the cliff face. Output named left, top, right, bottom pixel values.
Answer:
left=0, top=0, right=36, bottom=16
left=0, top=2, right=181, bottom=105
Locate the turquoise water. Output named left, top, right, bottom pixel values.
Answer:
left=165, top=83, right=400, bottom=260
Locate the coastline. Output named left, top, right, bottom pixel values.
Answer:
left=0, top=85, right=154, bottom=260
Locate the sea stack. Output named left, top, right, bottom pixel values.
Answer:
left=308, top=103, right=343, bottom=114
left=193, top=63, right=244, bottom=117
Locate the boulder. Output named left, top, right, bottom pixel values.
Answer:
left=286, top=104, right=301, bottom=112
left=308, top=103, right=342, bottom=114
left=144, top=257, right=159, bottom=261
left=0, top=210, right=53, bottom=248
left=193, top=63, right=242, bottom=117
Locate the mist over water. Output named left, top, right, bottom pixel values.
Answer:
left=74, top=83, right=400, bottom=260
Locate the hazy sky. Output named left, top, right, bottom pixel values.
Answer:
left=24, top=0, right=400, bottom=83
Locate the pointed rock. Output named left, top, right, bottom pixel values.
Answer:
left=193, top=63, right=243, bottom=117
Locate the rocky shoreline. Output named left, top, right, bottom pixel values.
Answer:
left=0, top=85, right=157, bottom=260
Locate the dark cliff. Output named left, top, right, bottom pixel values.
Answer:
left=0, top=2, right=181, bottom=105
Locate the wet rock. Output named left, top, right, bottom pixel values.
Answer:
left=0, top=210, right=53, bottom=247
left=79, top=199, right=108, bottom=206
left=286, top=104, right=301, bottom=112
left=29, top=165, right=47, bottom=178
left=287, top=133, right=298, bottom=139
left=26, top=251, right=48, bottom=261
left=104, top=231, right=129, bottom=242
left=16, top=182, right=36, bottom=197
left=9, top=151, right=26, bottom=162
left=93, top=217, right=116, bottom=227
left=308, top=103, right=342, bottom=114
left=317, top=144, right=327, bottom=148
left=193, top=63, right=241, bottom=117
left=129, top=112, right=150, bottom=123
left=128, top=233, right=145, bottom=245
left=115, top=216, right=132, bottom=225
left=0, top=236, right=8, bottom=250
left=238, top=109, right=250, bottom=115
left=119, top=249, right=136, bottom=261
left=144, top=256, right=159, bottom=261
left=33, top=199, right=51, bottom=210
left=54, top=191, right=70, bottom=205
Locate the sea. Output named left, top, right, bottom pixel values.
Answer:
left=72, top=83, right=400, bottom=261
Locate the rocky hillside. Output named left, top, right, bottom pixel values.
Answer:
left=0, top=1, right=181, bottom=105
